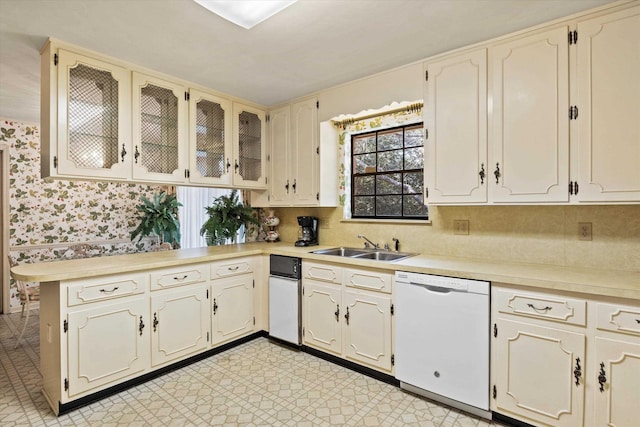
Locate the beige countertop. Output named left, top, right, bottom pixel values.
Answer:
left=10, top=241, right=640, bottom=301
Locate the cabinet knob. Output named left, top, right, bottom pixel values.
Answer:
left=121, top=144, right=127, bottom=162
left=226, top=158, right=231, bottom=173
left=134, top=146, right=140, bottom=164
left=285, top=180, right=290, bottom=194
left=344, top=307, right=350, bottom=325
left=292, top=179, right=297, bottom=193
left=334, top=304, right=339, bottom=322
left=573, top=357, right=582, bottom=386
left=598, top=362, right=607, bottom=392
left=152, top=312, right=158, bottom=332
left=479, top=163, right=485, bottom=185
left=139, top=316, right=144, bottom=336
left=494, top=163, right=501, bottom=184
left=234, top=160, right=239, bottom=172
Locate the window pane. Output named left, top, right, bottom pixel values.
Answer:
left=378, top=149, right=403, bottom=172
left=404, top=147, right=423, bottom=170
left=403, top=171, right=423, bottom=194
left=353, top=153, right=376, bottom=174
left=403, top=195, right=429, bottom=217
left=405, top=126, right=424, bottom=148
left=378, top=130, right=403, bottom=151
left=353, top=134, right=376, bottom=154
left=354, top=175, right=375, bottom=195
left=376, top=173, right=402, bottom=195
left=353, top=196, right=375, bottom=216
left=376, top=195, right=402, bottom=216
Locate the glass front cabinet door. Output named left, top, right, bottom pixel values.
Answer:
left=232, top=103, right=267, bottom=189
left=54, top=49, right=132, bottom=180
left=132, top=72, right=188, bottom=183
left=188, top=89, right=233, bottom=186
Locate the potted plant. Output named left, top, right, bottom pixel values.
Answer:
left=130, top=191, right=182, bottom=248
left=200, top=190, right=259, bottom=245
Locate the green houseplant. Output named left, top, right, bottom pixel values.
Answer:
left=130, top=191, right=182, bottom=247
left=200, top=190, right=259, bottom=246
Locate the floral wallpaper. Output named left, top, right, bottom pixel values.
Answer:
left=333, top=102, right=424, bottom=218
left=2, top=120, right=165, bottom=309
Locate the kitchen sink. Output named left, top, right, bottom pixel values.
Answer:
left=311, top=247, right=416, bottom=262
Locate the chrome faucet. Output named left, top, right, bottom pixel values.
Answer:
left=357, top=234, right=379, bottom=249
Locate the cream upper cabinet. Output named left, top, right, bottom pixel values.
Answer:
left=188, top=89, right=233, bottom=186
left=489, top=26, right=571, bottom=203
left=574, top=6, right=640, bottom=202
left=232, top=103, right=267, bottom=189
left=45, top=48, right=132, bottom=180
left=267, top=105, right=291, bottom=205
left=131, top=72, right=189, bottom=184
left=261, top=97, right=320, bottom=207
left=425, top=49, right=488, bottom=204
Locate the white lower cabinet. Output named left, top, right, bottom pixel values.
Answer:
left=302, top=261, right=393, bottom=374
left=150, top=284, right=210, bottom=368
left=67, top=297, right=148, bottom=397
left=492, top=285, right=640, bottom=427
left=211, top=273, right=255, bottom=346
left=492, top=318, right=586, bottom=427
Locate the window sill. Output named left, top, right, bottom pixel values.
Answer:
left=340, top=218, right=431, bottom=225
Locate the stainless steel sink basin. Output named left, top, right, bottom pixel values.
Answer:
left=311, top=247, right=416, bottom=262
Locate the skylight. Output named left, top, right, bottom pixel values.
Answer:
left=193, top=0, right=298, bottom=29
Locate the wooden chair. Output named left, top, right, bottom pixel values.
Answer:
left=8, top=257, right=40, bottom=348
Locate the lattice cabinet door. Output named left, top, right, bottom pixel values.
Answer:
left=132, top=72, right=188, bottom=183
left=55, top=49, right=132, bottom=179
left=188, top=89, right=233, bottom=185
left=232, top=103, right=267, bottom=189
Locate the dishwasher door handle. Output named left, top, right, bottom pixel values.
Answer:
left=408, top=281, right=462, bottom=293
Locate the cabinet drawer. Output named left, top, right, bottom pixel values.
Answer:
left=150, top=265, right=208, bottom=291
left=67, top=273, right=148, bottom=306
left=597, top=303, right=640, bottom=337
left=344, top=268, right=392, bottom=293
left=493, top=288, right=586, bottom=326
left=302, top=261, right=342, bottom=284
left=211, top=258, right=253, bottom=279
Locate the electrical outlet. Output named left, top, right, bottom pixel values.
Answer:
left=319, top=217, right=330, bottom=229
left=578, top=222, right=592, bottom=241
left=454, top=219, right=469, bottom=235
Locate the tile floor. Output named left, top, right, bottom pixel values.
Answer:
left=1, top=310, right=506, bottom=426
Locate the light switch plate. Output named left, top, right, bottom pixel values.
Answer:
left=579, top=222, right=592, bottom=241
left=454, top=219, right=469, bottom=235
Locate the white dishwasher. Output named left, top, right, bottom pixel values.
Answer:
left=395, top=271, right=490, bottom=418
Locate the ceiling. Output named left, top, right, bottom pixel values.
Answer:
left=0, top=0, right=615, bottom=123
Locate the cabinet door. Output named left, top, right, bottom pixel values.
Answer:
left=302, top=280, right=342, bottom=356
left=150, top=284, right=209, bottom=367
left=575, top=6, right=640, bottom=202
left=268, top=105, right=291, bottom=205
left=291, top=97, right=319, bottom=205
left=233, top=103, right=267, bottom=189
left=188, top=89, right=233, bottom=185
left=67, top=297, right=148, bottom=397
left=343, top=290, right=392, bottom=373
left=132, top=72, right=188, bottom=183
left=211, top=273, right=255, bottom=346
left=425, top=49, right=487, bottom=204
left=490, top=27, right=570, bottom=203
left=593, top=337, right=640, bottom=427
left=493, top=318, right=585, bottom=427
left=56, top=49, right=132, bottom=180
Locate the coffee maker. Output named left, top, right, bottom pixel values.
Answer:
left=295, top=216, right=319, bottom=247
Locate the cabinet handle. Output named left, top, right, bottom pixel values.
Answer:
left=598, top=362, right=607, bottom=392
left=292, top=179, right=297, bottom=193
left=479, top=163, right=485, bottom=185
left=573, top=357, right=582, bottom=386
left=334, top=304, right=339, bottom=322
left=153, top=312, right=158, bottom=332
left=121, top=144, right=127, bottom=162
left=636, top=319, right=640, bottom=324
left=234, top=160, right=239, bottom=172
left=226, top=158, right=231, bottom=173
left=173, top=275, right=188, bottom=281
left=228, top=266, right=239, bottom=271
left=494, top=162, right=501, bottom=184
left=139, top=316, right=144, bottom=336
left=213, top=298, right=218, bottom=315
left=99, top=286, right=119, bottom=293
left=285, top=180, right=290, bottom=194
left=134, top=145, right=140, bottom=164
left=344, top=307, right=350, bottom=325
left=527, top=303, right=552, bottom=313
